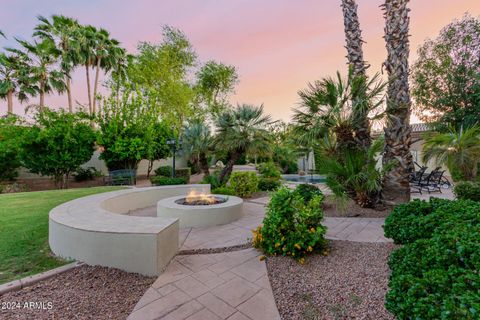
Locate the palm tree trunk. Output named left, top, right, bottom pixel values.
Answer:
left=341, top=0, right=371, bottom=150
left=39, top=80, right=45, bottom=110
left=7, top=90, right=13, bottom=114
left=381, top=0, right=414, bottom=204
left=85, top=64, right=92, bottom=114
left=199, top=152, right=210, bottom=177
left=219, top=151, right=241, bottom=184
left=92, top=58, right=101, bottom=114
left=66, top=76, right=73, bottom=112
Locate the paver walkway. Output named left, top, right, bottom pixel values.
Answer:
left=128, top=248, right=280, bottom=320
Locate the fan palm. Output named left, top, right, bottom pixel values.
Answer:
left=316, top=137, right=393, bottom=208
left=423, top=126, right=480, bottom=181
left=293, top=71, right=386, bottom=150
left=182, top=121, right=212, bottom=176
left=78, top=25, right=97, bottom=113
left=381, top=0, right=414, bottom=203
left=214, top=104, right=273, bottom=183
left=0, top=52, right=36, bottom=113
left=8, top=38, right=65, bottom=108
left=34, top=15, right=81, bottom=112
left=92, top=29, right=124, bottom=114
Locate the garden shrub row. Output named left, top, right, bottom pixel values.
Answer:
left=150, top=176, right=187, bottom=186
left=383, top=198, right=480, bottom=319
left=253, top=185, right=326, bottom=263
left=154, top=166, right=191, bottom=183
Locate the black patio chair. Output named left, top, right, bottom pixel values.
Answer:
left=418, top=167, right=444, bottom=194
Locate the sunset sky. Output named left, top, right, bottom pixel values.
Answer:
left=1, top=0, right=480, bottom=122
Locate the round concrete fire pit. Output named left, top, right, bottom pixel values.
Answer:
left=157, top=194, right=244, bottom=228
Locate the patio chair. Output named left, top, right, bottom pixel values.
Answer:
left=418, top=167, right=444, bottom=194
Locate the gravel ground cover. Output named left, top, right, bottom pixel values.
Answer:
left=0, top=265, right=154, bottom=320
left=267, top=240, right=396, bottom=320
left=323, top=197, right=392, bottom=218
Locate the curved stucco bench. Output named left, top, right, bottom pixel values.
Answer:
left=49, top=184, right=210, bottom=277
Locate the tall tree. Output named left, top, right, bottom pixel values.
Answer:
left=78, top=25, right=97, bottom=113
left=195, top=61, right=238, bottom=118
left=91, top=29, right=124, bottom=114
left=34, top=15, right=81, bottom=112
left=0, top=52, right=35, bottom=113
left=341, top=0, right=371, bottom=149
left=7, top=39, right=65, bottom=109
left=411, top=14, right=480, bottom=131
left=381, top=0, right=414, bottom=204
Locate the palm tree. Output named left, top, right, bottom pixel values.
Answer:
left=316, top=137, right=393, bottom=208
left=92, top=32, right=125, bottom=115
left=8, top=39, right=66, bottom=109
left=381, top=0, right=414, bottom=204
left=214, top=104, right=272, bottom=183
left=78, top=25, right=97, bottom=113
left=0, top=53, right=36, bottom=113
left=423, top=126, right=480, bottom=181
left=341, top=0, right=373, bottom=149
left=0, top=30, right=5, bottom=38
left=293, top=71, right=386, bottom=150
left=34, top=15, right=81, bottom=112
left=182, top=121, right=212, bottom=176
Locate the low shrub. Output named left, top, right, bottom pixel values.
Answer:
left=175, top=167, right=191, bottom=183
left=253, top=187, right=327, bottom=263
left=258, top=177, right=282, bottom=191
left=229, top=172, right=258, bottom=198
left=155, top=166, right=173, bottom=177
left=201, top=171, right=223, bottom=189
left=294, top=184, right=323, bottom=204
left=211, top=187, right=236, bottom=196
left=258, top=162, right=281, bottom=178
left=383, top=198, right=480, bottom=244
left=454, top=181, right=480, bottom=202
left=150, top=176, right=186, bottom=185
left=0, top=183, right=28, bottom=194
left=386, top=223, right=480, bottom=319
left=73, top=167, right=103, bottom=182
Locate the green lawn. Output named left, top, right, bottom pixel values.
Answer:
left=0, top=186, right=125, bottom=284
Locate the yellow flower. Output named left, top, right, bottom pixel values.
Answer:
left=299, top=257, right=306, bottom=265
left=310, top=227, right=315, bottom=233
left=282, top=246, right=287, bottom=251
left=259, top=255, right=266, bottom=261
left=275, top=243, right=281, bottom=248
left=294, top=243, right=301, bottom=250
left=292, top=252, right=295, bottom=256
left=307, top=246, right=313, bottom=252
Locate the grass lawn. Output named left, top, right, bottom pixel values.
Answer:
left=0, top=186, right=125, bottom=284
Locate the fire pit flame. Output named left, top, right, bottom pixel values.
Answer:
left=185, top=190, right=216, bottom=205
left=174, top=190, right=227, bottom=206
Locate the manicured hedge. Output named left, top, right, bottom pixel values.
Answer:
left=384, top=199, right=480, bottom=319
left=174, top=167, right=191, bottom=183
left=155, top=166, right=172, bottom=177
left=150, top=176, right=186, bottom=186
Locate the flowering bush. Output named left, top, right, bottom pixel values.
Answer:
left=253, top=187, right=327, bottom=263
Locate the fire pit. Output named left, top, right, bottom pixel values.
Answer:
left=157, top=190, right=243, bottom=228
left=174, top=190, right=227, bottom=206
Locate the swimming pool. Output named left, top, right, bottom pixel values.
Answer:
left=282, top=174, right=326, bottom=184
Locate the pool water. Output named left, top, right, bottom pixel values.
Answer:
left=282, top=174, right=326, bottom=184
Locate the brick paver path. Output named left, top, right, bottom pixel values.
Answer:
left=128, top=249, right=280, bottom=320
